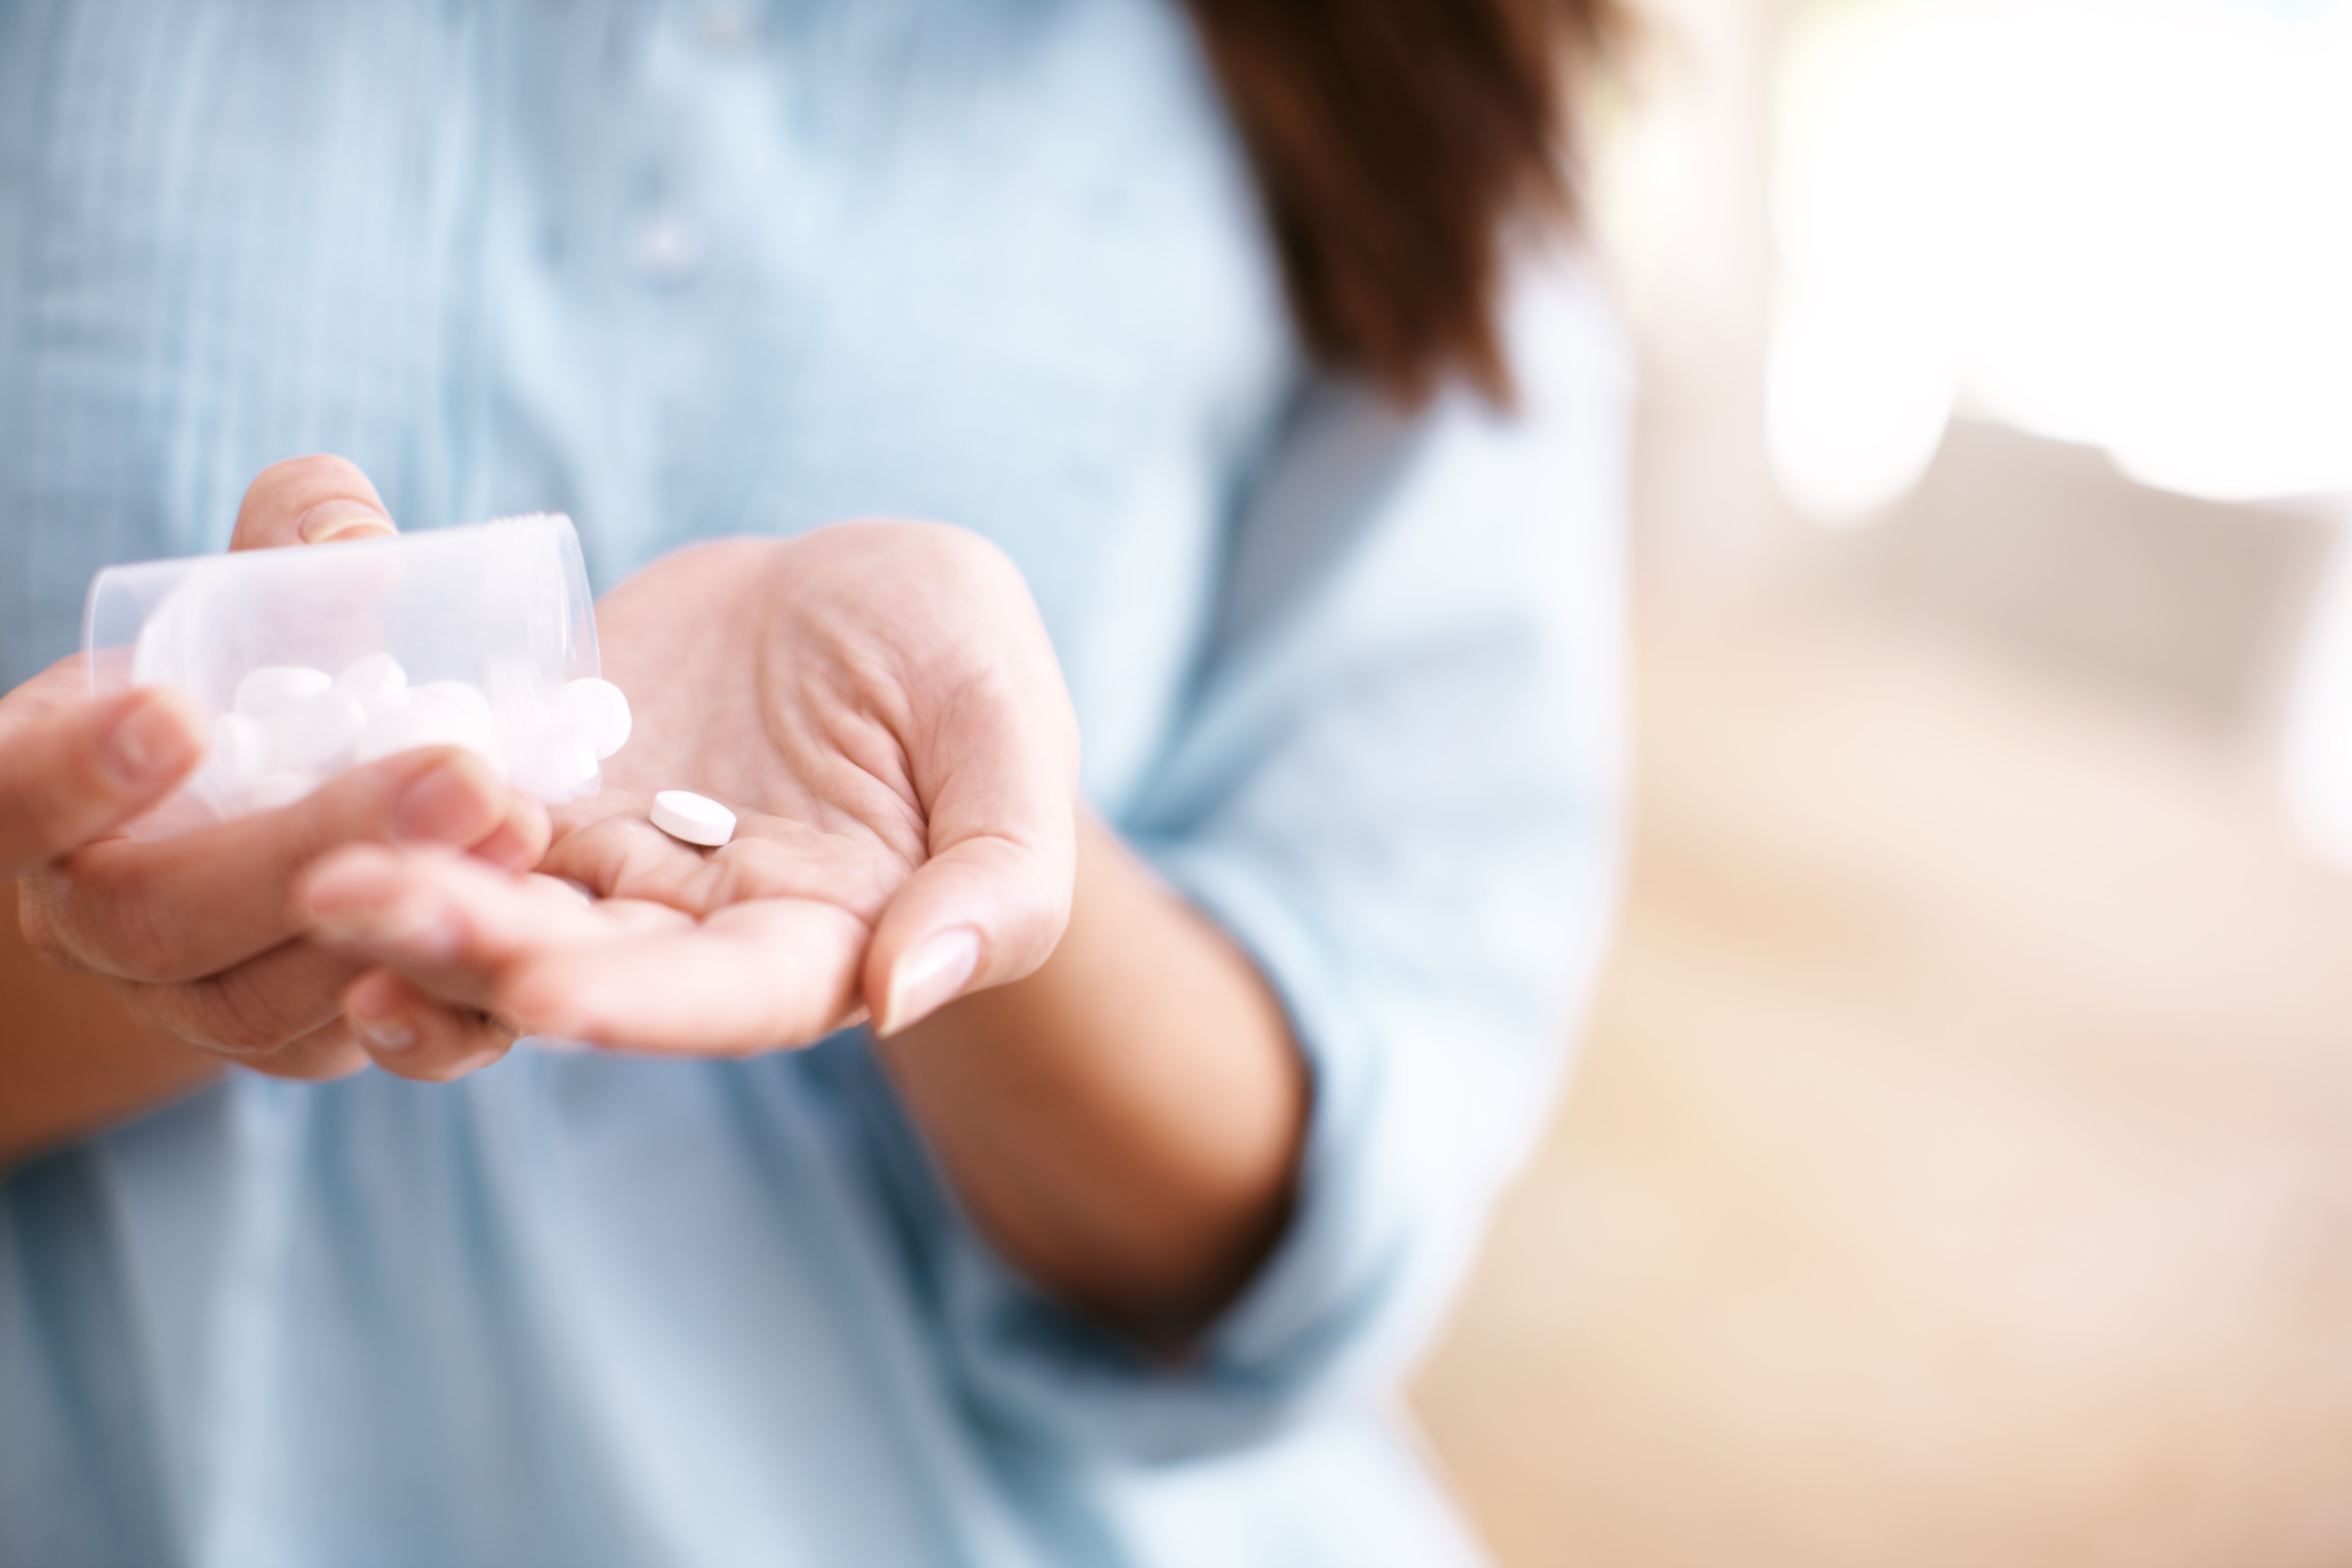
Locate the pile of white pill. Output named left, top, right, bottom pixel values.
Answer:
left=205, top=654, right=632, bottom=814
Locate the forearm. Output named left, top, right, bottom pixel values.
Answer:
left=1, top=883, right=222, bottom=1168
left=876, top=814, right=1308, bottom=1347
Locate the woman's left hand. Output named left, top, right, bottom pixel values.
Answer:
left=298, top=521, right=1081, bottom=1080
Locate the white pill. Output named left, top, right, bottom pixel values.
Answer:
left=335, top=652, right=409, bottom=716
left=351, top=699, right=494, bottom=766
left=235, top=665, right=331, bottom=718
left=402, top=682, right=499, bottom=752
left=558, top=737, right=601, bottom=792
left=415, top=681, right=497, bottom=745
left=245, top=771, right=319, bottom=811
left=557, top=678, right=633, bottom=760
left=211, top=712, right=275, bottom=778
left=508, top=736, right=600, bottom=804
left=415, top=680, right=495, bottom=724
left=651, top=789, right=735, bottom=847
left=270, top=690, right=368, bottom=771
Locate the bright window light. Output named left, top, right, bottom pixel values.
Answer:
left=1770, top=0, right=2352, bottom=521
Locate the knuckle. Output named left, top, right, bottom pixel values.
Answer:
left=15, top=880, right=88, bottom=971
left=94, top=884, right=188, bottom=981
left=188, top=965, right=317, bottom=1056
left=101, top=977, right=199, bottom=1045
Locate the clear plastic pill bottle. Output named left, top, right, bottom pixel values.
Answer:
left=84, top=514, right=614, bottom=839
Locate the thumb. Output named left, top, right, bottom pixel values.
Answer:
left=861, top=659, right=1079, bottom=1036
left=866, top=823, right=1076, bottom=1037
left=231, top=454, right=396, bottom=551
left=0, top=681, right=207, bottom=880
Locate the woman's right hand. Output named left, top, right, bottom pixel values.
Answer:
left=10, top=458, right=551, bottom=1081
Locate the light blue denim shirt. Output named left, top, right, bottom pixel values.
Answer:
left=0, top=2, right=1630, bottom=1563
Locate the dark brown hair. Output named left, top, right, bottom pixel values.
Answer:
left=1182, top=0, right=1617, bottom=405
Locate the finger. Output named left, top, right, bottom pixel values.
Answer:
left=866, top=673, right=1080, bottom=1037
left=125, top=934, right=364, bottom=1058
left=0, top=687, right=206, bottom=881
left=300, top=844, right=691, bottom=1011
left=505, top=899, right=871, bottom=1050
left=111, top=959, right=372, bottom=1082
left=469, top=792, right=554, bottom=875
left=23, top=748, right=536, bottom=983
left=866, top=830, right=1072, bottom=1037
left=341, top=968, right=516, bottom=1083
left=302, top=843, right=864, bottom=1050
left=241, top=1014, right=373, bottom=1081
left=230, top=454, right=395, bottom=549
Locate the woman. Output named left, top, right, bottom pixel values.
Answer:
left=0, top=0, right=1627, bottom=1562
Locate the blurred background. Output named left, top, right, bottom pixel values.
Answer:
left=1405, top=0, right=2352, bottom=1562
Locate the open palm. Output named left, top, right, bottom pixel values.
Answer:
left=302, top=522, right=1079, bottom=1062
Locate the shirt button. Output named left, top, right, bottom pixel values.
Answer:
left=626, top=211, right=707, bottom=287
left=698, top=5, right=757, bottom=50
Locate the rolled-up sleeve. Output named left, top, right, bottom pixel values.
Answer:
left=908, top=252, right=1632, bottom=1462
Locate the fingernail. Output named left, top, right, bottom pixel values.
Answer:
left=102, top=694, right=203, bottom=791
left=298, top=500, right=395, bottom=544
left=392, top=757, right=500, bottom=846
left=351, top=1006, right=417, bottom=1052
left=880, top=928, right=980, bottom=1037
